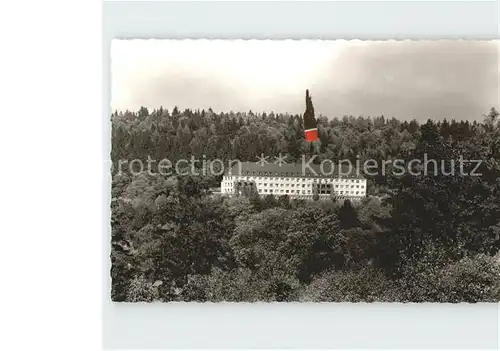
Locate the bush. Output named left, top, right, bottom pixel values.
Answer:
left=299, top=266, right=401, bottom=302
left=180, top=268, right=301, bottom=302
left=126, top=275, right=160, bottom=302
left=399, top=254, right=500, bottom=302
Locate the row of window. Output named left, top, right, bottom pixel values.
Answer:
left=260, top=189, right=312, bottom=194
left=223, top=182, right=364, bottom=189
left=224, top=176, right=362, bottom=183
left=222, top=182, right=364, bottom=189
left=256, top=189, right=363, bottom=195
left=231, top=171, right=361, bottom=178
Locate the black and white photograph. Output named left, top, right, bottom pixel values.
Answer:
left=110, top=39, right=500, bottom=303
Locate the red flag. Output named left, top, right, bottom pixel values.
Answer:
left=304, top=128, right=318, bottom=142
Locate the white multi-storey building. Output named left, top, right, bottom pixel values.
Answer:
left=220, top=162, right=367, bottom=200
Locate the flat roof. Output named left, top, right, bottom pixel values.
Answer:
left=225, top=161, right=364, bottom=179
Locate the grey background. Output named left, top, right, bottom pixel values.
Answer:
left=111, top=39, right=499, bottom=122
left=103, top=1, right=500, bottom=349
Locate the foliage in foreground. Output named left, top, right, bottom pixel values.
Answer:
left=111, top=108, right=500, bottom=302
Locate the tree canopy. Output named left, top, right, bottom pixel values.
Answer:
left=110, top=106, right=500, bottom=302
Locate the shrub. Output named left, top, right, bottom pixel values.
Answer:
left=180, top=268, right=301, bottom=302
left=126, top=275, right=159, bottom=302
left=398, top=253, right=500, bottom=302
left=299, top=266, right=402, bottom=302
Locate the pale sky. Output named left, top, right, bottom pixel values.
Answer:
left=111, top=39, right=499, bottom=121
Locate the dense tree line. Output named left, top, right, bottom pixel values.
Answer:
left=112, top=106, right=423, bottom=165
left=111, top=106, right=500, bottom=302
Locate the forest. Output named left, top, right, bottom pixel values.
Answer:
left=111, top=106, right=500, bottom=302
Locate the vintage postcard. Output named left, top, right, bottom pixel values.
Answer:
left=110, top=39, right=500, bottom=302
